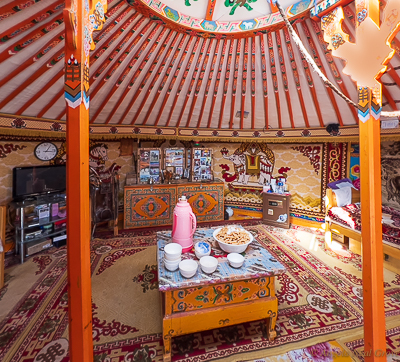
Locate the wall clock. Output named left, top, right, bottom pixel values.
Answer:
left=34, top=142, right=58, bottom=161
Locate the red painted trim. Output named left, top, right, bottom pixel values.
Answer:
left=37, top=89, right=63, bottom=118
left=301, top=22, right=343, bottom=126
left=311, top=20, right=358, bottom=123
left=275, top=32, right=295, bottom=128
left=134, top=33, right=180, bottom=125
left=16, top=69, right=64, bottom=115
left=207, top=40, right=227, bottom=128
left=0, top=0, right=64, bottom=41
left=0, top=48, right=64, bottom=109
left=154, top=37, right=194, bottom=127
left=94, top=23, right=157, bottom=125
left=0, top=35, right=63, bottom=88
left=166, top=38, right=203, bottom=127
left=382, top=86, right=398, bottom=111
left=186, top=40, right=213, bottom=128
left=0, top=14, right=64, bottom=64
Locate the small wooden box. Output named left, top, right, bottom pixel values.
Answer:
left=26, top=238, right=52, bottom=256
left=331, top=231, right=345, bottom=243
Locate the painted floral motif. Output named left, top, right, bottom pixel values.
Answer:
left=211, top=130, right=219, bottom=136
left=253, top=130, right=261, bottom=137
left=155, top=128, right=163, bottom=135
left=132, top=264, right=158, bottom=293
left=133, top=127, right=141, bottom=134
left=109, top=126, right=118, bottom=134
left=276, top=130, right=285, bottom=137
left=192, top=129, right=199, bottom=136
left=301, top=129, right=311, bottom=137
left=224, top=0, right=257, bottom=15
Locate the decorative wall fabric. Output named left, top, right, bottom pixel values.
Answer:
left=0, top=140, right=348, bottom=224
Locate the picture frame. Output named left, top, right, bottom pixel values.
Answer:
left=164, top=148, right=185, bottom=178
left=191, top=148, right=213, bottom=182
left=137, top=148, right=162, bottom=184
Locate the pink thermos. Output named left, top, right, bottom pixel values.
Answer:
left=171, top=195, right=197, bottom=252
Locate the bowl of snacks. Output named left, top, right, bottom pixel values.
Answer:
left=213, top=225, right=253, bottom=253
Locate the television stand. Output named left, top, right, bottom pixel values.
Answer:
left=10, top=194, right=67, bottom=263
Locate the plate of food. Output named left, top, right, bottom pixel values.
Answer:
left=213, top=225, right=253, bottom=253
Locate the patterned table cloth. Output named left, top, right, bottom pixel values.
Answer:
left=157, top=226, right=286, bottom=291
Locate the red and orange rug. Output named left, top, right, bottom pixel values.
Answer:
left=0, top=225, right=399, bottom=361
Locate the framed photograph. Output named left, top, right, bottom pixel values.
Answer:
left=164, top=148, right=185, bottom=177
left=138, top=148, right=161, bottom=184
left=191, top=148, right=213, bottom=182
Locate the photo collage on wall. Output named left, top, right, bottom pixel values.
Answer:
left=191, top=148, right=213, bottom=182
left=164, top=148, right=185, bottom=177
left=138, top=148, right=161, bottom=184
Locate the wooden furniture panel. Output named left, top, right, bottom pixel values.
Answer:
left=177, top=182, right=224, bottom=223
left=124, top=181, right=224, bottom=229
left=324, top=188, right=400, bottom=270
left=124, top=185, right=177, bottom=229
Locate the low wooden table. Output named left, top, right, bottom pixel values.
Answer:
left=157, top=228, right=286, bottom=362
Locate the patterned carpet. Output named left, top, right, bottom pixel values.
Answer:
left=0, top=224, right=399, bottom=361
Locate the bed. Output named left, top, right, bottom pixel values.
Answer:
left=325, top=188, right=400, bottom=274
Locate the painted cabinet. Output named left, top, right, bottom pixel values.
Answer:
left=124, top=181, right=224, bottom=229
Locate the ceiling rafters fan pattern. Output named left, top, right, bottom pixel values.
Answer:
left=0, top=0, right=399, bottom=131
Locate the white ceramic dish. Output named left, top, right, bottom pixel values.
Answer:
left=199, top=256, right=218, bottom=274
left=179, top=259, right=198, bottom=278
left=164, top=243, right=182, bottom=261
left=227, top=253, right=245, bottom=268
left=213, top=227, right=253, bottom=253
left=164, top=257, right=181, bottom=271
left=194, top=241, right=211, bottom=259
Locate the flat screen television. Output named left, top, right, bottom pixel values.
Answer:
left=13, top=165, right=66, bottom=200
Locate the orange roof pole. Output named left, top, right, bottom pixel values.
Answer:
left=64, top=1, right=107, bottom=361
left=321, top=0, right=400, bottom=359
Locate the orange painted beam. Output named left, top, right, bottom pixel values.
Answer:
left=359, top=114, right=387, bottom=362
left=205, top=0, right=218, bottom=21
left=64, top=0, right=107, bottom=360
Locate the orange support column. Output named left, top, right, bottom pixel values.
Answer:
left=64, top=0, right=107, bottom=361
left=321, top=0, right=400, bottom=358
left=358, top=88, right=386, bottom=361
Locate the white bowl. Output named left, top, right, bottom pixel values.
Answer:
left=213, top=227, right=253, bottom=253
left=179, top=259, right=198, bottom=278
left=194, top=241, right=211, bottom=259
left=199, top=256, right=218, bottom=274
left=164, top=243, right=182, bottom=261
left=164, top=258, right=181, bottom=271
left=227, top=253, right=245, bottom=268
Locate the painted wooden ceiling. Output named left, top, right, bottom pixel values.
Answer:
left=0, top=0, right=399, bottom=131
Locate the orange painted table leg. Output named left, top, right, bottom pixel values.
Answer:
left=161, top=277, right=278, bottom=362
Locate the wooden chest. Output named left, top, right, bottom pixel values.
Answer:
left=124, top=181, right=224, bottom=229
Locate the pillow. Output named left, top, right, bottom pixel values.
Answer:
left=333, top=187, right=352, bottom=207
left=328, top=178, right=355, bottom=190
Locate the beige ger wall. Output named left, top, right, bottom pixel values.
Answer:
left=0, top=138, right=348, bottom=229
